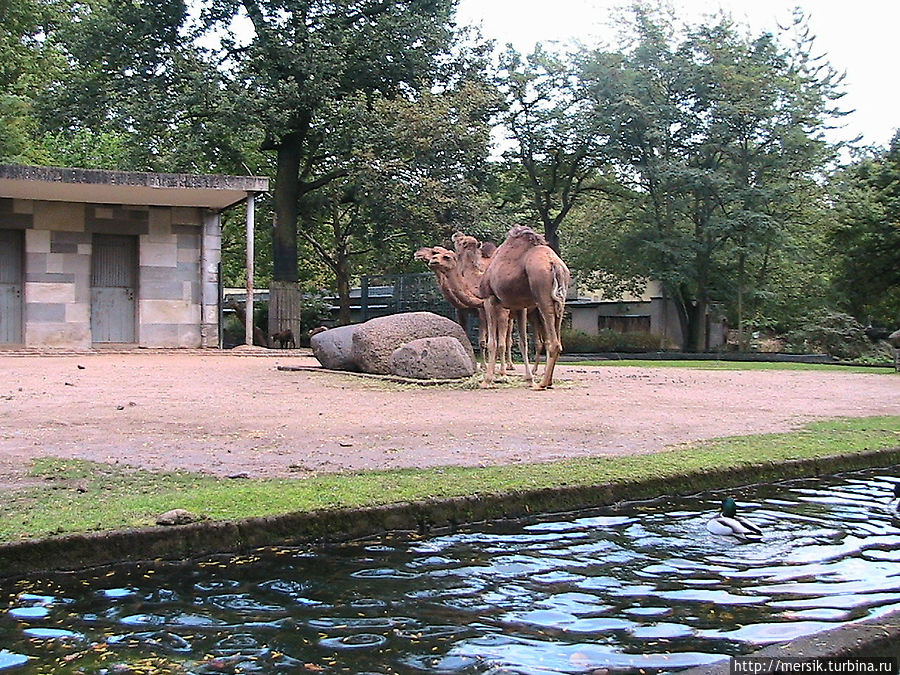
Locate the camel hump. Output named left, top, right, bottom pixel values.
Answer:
left=507, top=225, right=548, bottom=247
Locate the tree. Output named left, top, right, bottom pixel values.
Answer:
left=575, top=5, right=844, bottom=350
left=200, top=0, right=461, bottom=328
left=300, top=82, right=496, bottom=323
left=829, top=132, right=900, bottom=327
left=0, top=0, right=65, bottom=161
left=24, top=0, right=257, bottom=174
left=495, top=45, right=613, bottom=252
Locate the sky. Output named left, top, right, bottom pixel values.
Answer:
left=454, top=0, right=899, bottom=150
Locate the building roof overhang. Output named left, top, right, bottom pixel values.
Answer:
left=0, top=164, right=269, bottom=210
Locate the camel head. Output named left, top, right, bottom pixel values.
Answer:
left=424, top=245, right=458, bottom=273
left=414, top=247, right=435, bottom=263
left=452, top=231, right=480, bottom=253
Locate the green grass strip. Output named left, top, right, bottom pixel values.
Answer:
left=563, top=359, right=897, bottom=373
left=1, top=416, right=898, bottom=542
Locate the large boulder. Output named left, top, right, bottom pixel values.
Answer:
left=389, top=336, right=476, bottom=380
left=310, top=324, right=359, bottom=371
left=351, top=312, right=476, bottom=375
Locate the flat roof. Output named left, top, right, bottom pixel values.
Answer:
left=0, top=164, right=269, bottom=210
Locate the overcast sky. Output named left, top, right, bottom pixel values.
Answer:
left=455, top=0, right=898, bottom=150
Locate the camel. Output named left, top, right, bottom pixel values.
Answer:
left=413, top=245, right=483, bottom=330
left=414, top=236, right=514, bottom=374
left=478, top=225, right=570, bottom=390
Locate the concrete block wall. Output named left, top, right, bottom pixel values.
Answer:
left=139, top=206, right=206, bottom=348
left=0, top=197, right=219, bottom=349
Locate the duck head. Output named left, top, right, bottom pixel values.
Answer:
left=721, top=497, right=738, bottom=518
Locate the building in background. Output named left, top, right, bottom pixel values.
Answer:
left=0, top=164, right=267, bottom=350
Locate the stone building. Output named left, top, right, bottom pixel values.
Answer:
left=0, top=164, right=267, bottom=350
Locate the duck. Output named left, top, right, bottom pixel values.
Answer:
left=706, top=497, right=762, bottom=541
left=892, top=483, right=900, bottom=511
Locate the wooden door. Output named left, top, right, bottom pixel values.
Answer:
left=91, top=234, right=137, bottom=343
left=0, top=230, right=24, bottom=344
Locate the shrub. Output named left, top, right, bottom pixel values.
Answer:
left=785, top=309, right=869, bottom=360
left=300, top=291, right=332, bottom=332
left=562, top=329, right=665, bottom=353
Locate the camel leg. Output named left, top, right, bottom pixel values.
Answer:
left=517, top=308, right=533, bottom=386
left=496, top=307, right=508, bottom=377
left=498, top=308, right=516, bottom=377
left=505, top=315, right=516, bottom=372
left=480, top=297, right=500, bottom=388
left=476, top=306, right=488, bottom=372
left=533, top=301, right=562, bottom=390
left=530, top=310, right=545, bottom=378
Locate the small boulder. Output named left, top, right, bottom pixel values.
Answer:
left=351, top=312, right=476, bottom=375
left=310, top=324, right=359, bottom=371
left=156, top=509, right=203, bottom=526
left=389, top=336, right=476, bottom=380
left=888, top=329, right=900, bottom=348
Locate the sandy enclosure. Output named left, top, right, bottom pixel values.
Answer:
left=0, top=352, right=897, bottom=488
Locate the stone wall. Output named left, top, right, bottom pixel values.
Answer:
left=0, top=197, right=219, bottom=349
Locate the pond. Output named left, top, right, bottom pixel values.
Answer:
left=1, top=468, right=899, bottom=674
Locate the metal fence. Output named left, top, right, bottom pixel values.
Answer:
left=331, top=272, right=482, bottom=344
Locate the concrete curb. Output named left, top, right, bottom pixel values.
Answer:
left=1, top=446, right=898, bottom=579
left=680, top=609, right=900, bottom=673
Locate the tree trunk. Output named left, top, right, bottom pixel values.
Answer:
left=269, top=133, right=302, bottom=343
left=272, top=133, right=301, bottom=284
left=268, top=281, right=302, bottom=345
left=545, top=222, right=560, bottom=254
left=737, top=249, right=748, bottom=351
left=336, top=255, right=352, bottom=326
left=686, top=296, right=709, bottom=353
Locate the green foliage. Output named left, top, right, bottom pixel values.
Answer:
left=785, top=309, right=869, bottom=359
left=0, top=0, right=878, bottom=347
left=0, top=0, right=66, bottom=162
left=570, top=6, right=845, bottom=351
left=562, top=329, right=665, bottom=353
left=828, top=132, right=900, bottom=327
left=493, top=44, right=613, bottom=251
left=299, top=291, right=332, bottom=332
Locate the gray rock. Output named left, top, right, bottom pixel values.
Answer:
left=888, top=329, right=900, bottom=348
left=351, top=312, right=476, bottom=375
left=310, top=324, right=359, bottom=371
left=389, top=336, right=477, bottom=380
left=156, top=509, right=203, bottom=526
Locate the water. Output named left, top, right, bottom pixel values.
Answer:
left=1, top=469, right=899, bottom=674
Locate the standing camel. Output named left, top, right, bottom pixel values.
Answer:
left=414, top=237, right=514, bottom=373
left=478, top=225, right=570, bottom=390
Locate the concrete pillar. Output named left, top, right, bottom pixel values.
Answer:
left=245, top=193, right=255, bottom=346
left=200, top=210, right=221, bottom=348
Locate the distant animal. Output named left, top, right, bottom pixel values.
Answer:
left=272, top=329, right=295, bottom=349
left=309, top=326, right=328, bottom=338
left=892, top=483, right=900, bottom=511
left=706, top=497, right=762, bottom=541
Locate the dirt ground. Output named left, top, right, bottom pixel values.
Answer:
left=0, top=351, right=898, bottom=489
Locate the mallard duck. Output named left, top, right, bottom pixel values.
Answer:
left=706, top=497, right=762, bottom=540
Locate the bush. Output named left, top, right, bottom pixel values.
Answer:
left=785, top=309, right=869, bottom=360
left=300, top=291, right=332, bottom=332
left=562, top=329, right=665, bottom=353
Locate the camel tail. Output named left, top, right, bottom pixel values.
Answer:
left=551, top=262, right=569, bottom=310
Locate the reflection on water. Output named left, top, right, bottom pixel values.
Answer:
left=1, top=469, right=899, bottom=673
